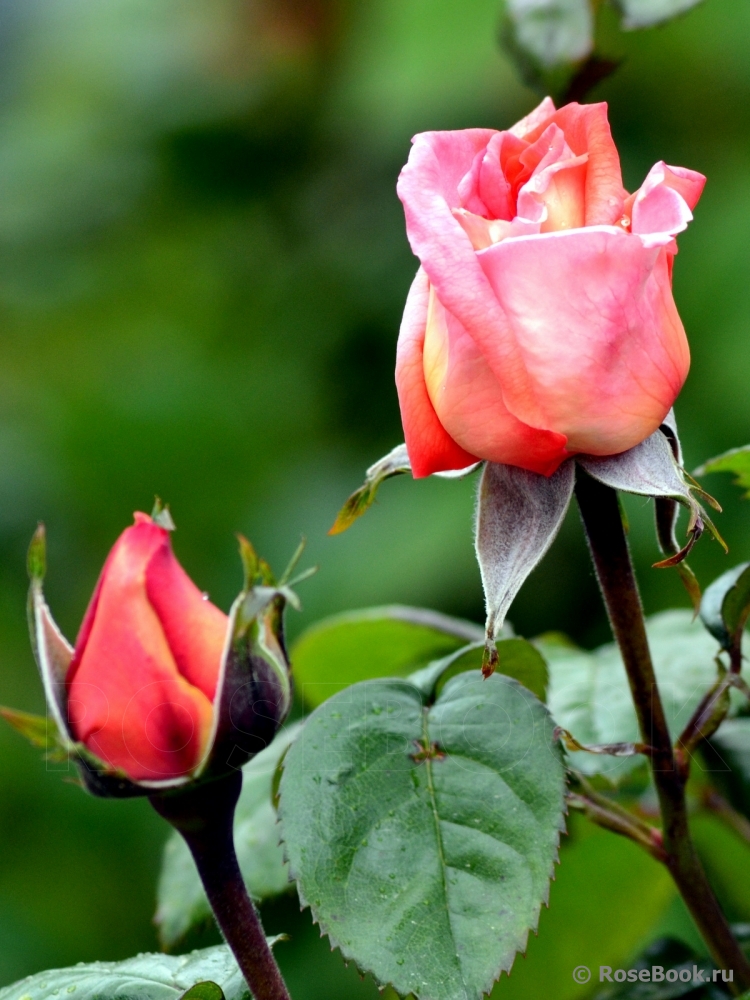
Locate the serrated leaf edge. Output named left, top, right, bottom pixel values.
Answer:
left=277, top=675, right=567, bottom=1000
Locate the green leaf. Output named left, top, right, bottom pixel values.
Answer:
left=695, top=445, right=750, bottom=499
left=612, top=0, right=705, bottom=31
left=501, top=0, right=594, bottom=87
left=498, top=814, right=676, bottom=999
left=408, top=638, right=548, bottom=702
left=278, top=671, right=566, bottom=1000
left=179, top=984, right=225, bottom=1000
left=542, top=610, right=750, bottom=781
left=700, top=563, right=750, bottom=650
left=0, top=945, right=254, bottom=1000
left=291, top=605, right=484, bottom=708
left=156, top=725, right=302, bottom=949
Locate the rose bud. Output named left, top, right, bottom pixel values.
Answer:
left=17, top=509, right=296, bottom=797
left=395, top=98, right=705, bottom=477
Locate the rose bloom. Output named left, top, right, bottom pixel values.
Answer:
left=395, top=98, right=705, bottom=477
left=66, top=513, right=228, bottom=782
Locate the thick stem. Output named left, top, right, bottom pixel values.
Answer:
left=576, top=473, right=750, bottom=991
left=151, top=773, right=291, bottom=1000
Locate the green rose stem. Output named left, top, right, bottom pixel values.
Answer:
left=575, top=473, right=750, bottom=993
left=150, top=772, right=291, bottom=1000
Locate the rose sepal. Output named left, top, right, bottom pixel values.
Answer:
left=24, top=524, right=144, bottom=796
left=21, top=524, right=298, bottom=798
left=192, top=535, right=296, bottom=781
left=328, top=442, right=479, bottom=535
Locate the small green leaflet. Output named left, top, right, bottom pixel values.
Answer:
left=278, top=670, right=566, bottom=1000
left=542, top=610, right=750, bottom=781
left=700, top=563, right=750, bottom=652
left=290, top=605, right=484, bottom=708
left=179, top=985, right=225, bottom=1000
left=408, top=638, right=548, bottom=702
left=329, top=445, right=478, bottom=535
left=0, top=946, right=254, bottom=1000
left=156, top=725, right=302, bottom=948
left=695, top=445, right=750, bottom=499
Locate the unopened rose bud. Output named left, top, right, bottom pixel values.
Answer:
left=67, top=512, right=228, bottom=783
left=22, top=510, right=294, bottom=796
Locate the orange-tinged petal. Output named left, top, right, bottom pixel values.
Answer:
left=146, top=541, right=227, bottom=703
left=525, top=102, right=626, bottom=226
left=395, top=269, right=478, bottom=478
left=516, top=131, right=588, bottom=233
left=536, top=157, right=587, bottom=232
left=67, top=516, right=218, bottom=782
left=423, top=285, right=570, bottom=475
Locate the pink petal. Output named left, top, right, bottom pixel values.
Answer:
left=422, top=284, right=570, bottom=475
left=452, top=209, right=540, bottom=250
left=412, top=128, right=498, bottom=210
left=509, top=97, right=556, bottom=138
left=398, top=132, right=547, bottom=429
left=457, top=147, right=490, bottom=216
left=525, top=102, right=626, bottom=226
left=516, top=125, right=588, bottom=232
left=476, top=227, right=690, bottom=455
left=632, top=161, right=706, bottom=240
left=395, top=268, right=478, bottom=478
left=476, top=132, right=522, bottom=220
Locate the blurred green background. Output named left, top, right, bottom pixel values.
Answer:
left=0, top=0, right=750, bottom=996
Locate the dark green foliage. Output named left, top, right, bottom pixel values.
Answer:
left=279, top=671, right=566, bottom=1000
left=542, top=611, right=749, bottom=781
left=0, top=947, right=251, bottom=1000
left=696, top=448, right=750, bottom=500
left=700, top=563, right=750, bottom=650
left=290, top=605, right=483, bottom=707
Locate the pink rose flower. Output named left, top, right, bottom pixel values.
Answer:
left=395, top=98, right=705, bottom=477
